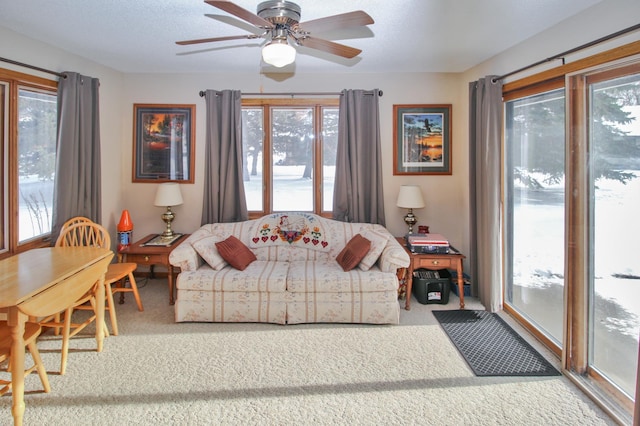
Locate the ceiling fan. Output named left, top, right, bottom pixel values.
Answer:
left=176, top=0, right=374, bottom=67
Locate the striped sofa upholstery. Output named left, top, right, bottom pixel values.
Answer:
left=169, top=213, right=410, bottom=324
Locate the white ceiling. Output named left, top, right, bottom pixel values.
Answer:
left=0, top=0, right=603, bottom=74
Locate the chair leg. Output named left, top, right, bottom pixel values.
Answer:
left=0, top=380, right=10, bottom=396
left=117, top=278, right=126, bottom=304
left=128, top=272, right=144, bottom=311
left=53, top=312, right=62, bottom=336
left=27, top=341, right=51, bottom=393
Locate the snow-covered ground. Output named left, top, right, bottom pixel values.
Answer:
left=512, top=170, right=640, bottom=396
left=244, top=163, right=335, bottom=211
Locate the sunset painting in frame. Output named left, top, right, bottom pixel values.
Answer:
left=132, top=104, right=195, bottom=183
left=393, top=104, right=452, bottom=175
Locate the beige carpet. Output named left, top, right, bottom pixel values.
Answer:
left=1, top=279, right=616, bottom=425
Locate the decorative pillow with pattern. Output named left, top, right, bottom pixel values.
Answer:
left=358, top=228, right=390, bottom=271
left=250, top=212, right=330, bottom=252
left=215, top=236, right=257, bottom=271
left=191, top=235, right=228, bottom=271
left=335, top=234, right=371, bottom=272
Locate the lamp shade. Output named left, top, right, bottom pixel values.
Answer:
left=154, top=183, right=183, bottom=207
left=262, top=39, right=296, bottom=68
left=396, top=185, right=425, bottom=209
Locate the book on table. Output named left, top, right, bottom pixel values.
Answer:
left=406, top=233, right=450, bottom=254
left=407, top=233, right=449, bottom=246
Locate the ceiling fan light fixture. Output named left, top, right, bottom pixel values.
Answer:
left=262, top=39, right=296, bottom=67
left=177, top=1, right=374, bottom=67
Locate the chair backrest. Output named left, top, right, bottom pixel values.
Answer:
left=56, top=222, right=111, bottom=249
left=60, top=216, right=94, bottom=232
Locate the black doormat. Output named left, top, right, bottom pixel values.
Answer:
left=433, top=310, right=560, bottom=377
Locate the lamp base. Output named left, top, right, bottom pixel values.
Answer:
left=160, top=207, right=176, bottom=239
left=404, top=209, right=418, bottom=234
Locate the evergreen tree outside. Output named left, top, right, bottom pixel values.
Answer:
left=510, top=77, right=640, bottom=190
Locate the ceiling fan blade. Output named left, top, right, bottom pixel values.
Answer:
left=297, top=11, right=374, bottom=34
left=176, top=34, right=260, bottom=46
left=298, top=37, right=362, bottom=59
left=205, top=14, right=265, bottom=36
left=205, top=1, right=273, bottom=29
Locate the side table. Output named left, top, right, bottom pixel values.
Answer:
left=119, top=233, right=190, bottom=305
left=396, top=237, right=467, bottom=310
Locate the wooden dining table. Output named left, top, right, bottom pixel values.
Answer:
left=0, top=247, right=113, bottom=426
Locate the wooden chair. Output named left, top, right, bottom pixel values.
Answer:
left=37, top=222, right=114, bottom=374
left=39, top=220, right=141, bottom=374
left=56, top=222, right=127, bottom=330
left=59, top=217, right=143, bottom=312
left=41, top=216, right=104, bottom=338
left=0, top=321, right=51, bottom=395
left=32, top=252, right=113, bottom=376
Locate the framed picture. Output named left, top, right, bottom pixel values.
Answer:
left=393, top=104, right=452, bottom=175
left=132, top=104, right=195, bottom=183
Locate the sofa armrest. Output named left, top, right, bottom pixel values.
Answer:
left=169, top=230, right=206, bottom=271
left=375, top=228, right=410, bottom=273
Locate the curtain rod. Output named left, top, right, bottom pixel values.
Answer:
left=0, top=56, right=65, bottom=78
left=199, top=90, right=383, bottom=97
left=493, top=22, right=640, bottom=82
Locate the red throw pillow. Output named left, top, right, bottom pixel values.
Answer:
left=336, top=234, right=372, bottom=272
left=215, top=236, right=257, bottom=271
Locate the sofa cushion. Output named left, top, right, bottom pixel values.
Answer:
left=287, top=290, right=400, bottom=324
left=176, top=261, right=289, bottom=292
left=174, top=289, right=287, bottom=324
left=215, top=236, right=257, bottom=271
left=287, top=260, right=399, bottom=294
left=335, top=234, right=371, bottom=271
left=358, top=228, right=390, bottom=271
left=191, top=235, right=228, bottom=271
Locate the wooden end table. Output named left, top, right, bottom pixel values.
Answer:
left=119, top=233, right=189, bottom=305
left=397, top=237, right=467, bottom=310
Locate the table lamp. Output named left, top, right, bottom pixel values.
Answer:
left=396, top=185, right=425, bottom=234
left=154, top=183, right=183, bottom=238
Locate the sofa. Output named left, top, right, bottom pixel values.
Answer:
left=168, top=212, right=410, bottom=325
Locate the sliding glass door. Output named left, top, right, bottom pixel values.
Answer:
left=505, top=58, right=640, bottom=411
left=502, top=42, right=640, bottom=417
left=504, top=86, right=566, bottom=347
left=587, top=66, right=640, bottom=398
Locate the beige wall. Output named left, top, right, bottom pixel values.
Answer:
left=2, top=0, right=639, bottom=264
left=119, top=72, right=468, bottom=251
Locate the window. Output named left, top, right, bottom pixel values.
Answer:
left=241, top=99, right=339, bottom=217
left=503, top=49, right=640, bottom=419
left=0, top=68, right=57, bottom=257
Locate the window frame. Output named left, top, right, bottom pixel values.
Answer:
left=0, top=67, right=58, bottom=259
left=241, top=98, right=339, bottom=219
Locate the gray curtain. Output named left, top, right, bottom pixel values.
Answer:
left=333, top=89, right=385, bottom=225
left=201, top=89, right=247, bottom=225
left=469, top=76, right=503, bottom=312
left=51, top=72, right=101, bottom=241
